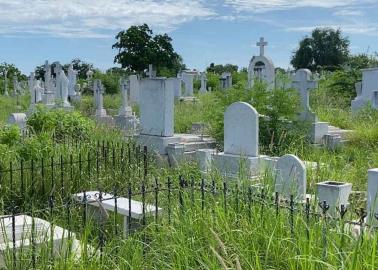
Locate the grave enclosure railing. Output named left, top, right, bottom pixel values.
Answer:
left=0, top=144, right=376, bottom=268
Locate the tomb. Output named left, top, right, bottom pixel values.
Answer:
left=199, top=72, right=207, bottom=93
left=129, top=75, right=140, bottom=104
left=248, top=37, right=275, bottom=89
left=352, top=67, right=378, bottom=112
left=219, top=72, right=232, bottom=90
left=93, top=79, right=113, bottom=125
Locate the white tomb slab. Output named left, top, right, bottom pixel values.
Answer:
left=129, top=75, right=140, bottom=103
left=275, top=154, right=306, bottom=201
left=0, top=215, right=80, bottom=268
left=73, top=191, right=162, bottom=236
left=367, top=169, right=378, bottom=227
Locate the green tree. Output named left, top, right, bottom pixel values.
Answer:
left=113, top=24, right=183, bottom=76
left=291, top=28, right=350, bottom=71
left=206, top=63, right=238, bottom=74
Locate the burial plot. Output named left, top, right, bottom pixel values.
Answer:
left=248, top=37, right=275, bottom=89
left=275, top=154, right=306, bottom=201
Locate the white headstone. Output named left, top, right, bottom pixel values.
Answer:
left=224, top=102, right=259, bottom=156
left=200, top=72, right=207, bottom=93
left=220, top=72, right=232, bottom=89
left=147, top=64, right=156, bottom=78
left=352, top=68, right=378, bottom=112
left=32, top=80, right=43, bottom=104
left=181, top=71, right=195, bottom=97
left=118, top=78, right=132, bottom=117
left=367, top=168, right=378, bottom=226
left=44, top=60, right=53, bottom=93
left=67, top=64, right=78, bottom=97
left=8, top=113, right=27, bottom=130
left=12, top=75, right=19, bottom=96
left=129, top=75, right=140, bottom=103
left=55, top=70, right=70, bottom=107
left=94, top=79, right=107, bottom=117
left=275, top=154, right=306, bottom=201
left=139, top=78, right=174, bottom=137
left=292, top=69, right=318, bottom=122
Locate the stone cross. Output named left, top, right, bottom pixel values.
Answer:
left=44, top=60, right=52, bottom=93
left=12, top=74, right=18, bottom=97
left=257, top=37, right=268, bottom=56
left=94, top=79, right=107, bottom=117
left=56, top=70, right=70, bottom=107
left=67, top=64, right=78, bottom=97
left=147, top=64, right=156, bottom=78
left=292, top=69, right=318, bottom=122
left=118, top=78, right=132, bottom=117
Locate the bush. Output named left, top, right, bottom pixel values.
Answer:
left=27, top=106, right=95, bottom=142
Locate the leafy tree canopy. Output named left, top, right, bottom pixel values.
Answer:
left=291, top=28, right=350, bottom=72
left=35, top=59, right=94, bottom=81
left=112, top=24, right=183, bottom=76
left=206, top=63, right=238, bottom=74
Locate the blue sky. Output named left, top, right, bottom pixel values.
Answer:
left=0, top=0, right=377, bottom=74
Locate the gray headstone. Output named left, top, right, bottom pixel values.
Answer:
left=275, top=154, right=306, bottom=201
left=139, top=78, right=174, bottom=137
left=367, top=168, right=378, bottom=227
left=224, top=102, right=258, bottom=156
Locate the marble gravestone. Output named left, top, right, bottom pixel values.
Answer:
left=8, top=113, right=27, bottom=131
left=55, top=69, right=71, bottom=108
left=129, top=75, right=140, bottom=103
left=67, top=64, right=80, bottom=100
left=181, top=71, right=195, bottom=97
left=211, top=102, right=261, bottom=178
left=42, top=61, right=55, bottom=107
left=137, top=78, right=181, bottom=154
left=199, top=72, right=207, bottom=93
left=292, top=69, right=329, bottom=144
left=275, top=154, right=306, bottom=201
left=220, top=72, right=232, bottom=90
left=224, top=102, right=258, bottom=157
left=248, top=37, right=275, bottom=89
left=114, top=78, right=139, bottom=132
left=367, top=168, right=378, bottom=227
left=351, top=67, right=378, bottom=112
left=12, top=75, right=19, bottom=97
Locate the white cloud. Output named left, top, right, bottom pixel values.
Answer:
left=0, top=0, right=216, bottom=38
left=224, top=0, right=374, bottom=13
left=286, top=24, right=378, bottom=36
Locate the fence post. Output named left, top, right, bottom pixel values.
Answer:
left=168, top=177, right=171, bottom=225
left=289, top=195, right=294, bottom=238
left=305, top=197, right=310, bottom=240
left=155, top=178, right=159, bottom=227
left=223, top=181, right=227, bottom=214
left=319, top=200, right=329, bottom=260
left=201, top=179, right=205, bottom=212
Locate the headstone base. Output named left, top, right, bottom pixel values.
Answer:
left=95, top=115, right=114, bottom=126
left=137, top=134, right=181, bottom=155
left=212, top=153, right=260, bottom=179
left=351, top=98, right=367, bottom=113
left=310, top=122, right=329, bottom=144
left=167, top=143, right=185, bottom=167
left=114, top=115, right=139, bottom=132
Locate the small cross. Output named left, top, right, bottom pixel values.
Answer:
left=256, top=37, right=268, bottom=56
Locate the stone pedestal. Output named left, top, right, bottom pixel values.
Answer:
left=311, top=122, right=329, bottom=144
left=114, top=115, right=139, bottom=132
left=167, top=143, right=185, bottom=167
left=137, top=134, right=181, bottom=155
left=212, top=153, right=260, bottom=178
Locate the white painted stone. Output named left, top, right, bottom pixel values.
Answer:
left=248, top=37, right=275, bottom=89
left=220, top=72, right=232, bottom=90
left=139, top=78, right=174, bottom=137
left=200, top=72, right=207, bottom=93
left=118, top=78, right=132, bottom=117
left=367, top=169, right=378, bottom=227
left=317, top=181, right=352, bottom=217
left=0, top=215, right=81, bottom=268
left=275, top=154, right=306, bottom=201
left=212, top=154, right=260, bottom=178
left=196, top=149, right=216, bottom=172
left=224, top=102, right=259, bottom=157
left=292, top=69, right=318, bottom=122
left=352, top=68, right=378, bottom=112
left=181, top=71, right=195, bottom=97
left=67, top=64, right=78, bottom=97
left=129, top=75, right=140, bottom=103
left=311, top=122, right=329, bottom=144
left=55, top=68, right=71, bottom=107
left=373, top=91, right=378, bottom=109
left=8, top=113, right=27, bottom=130
left=93, top=79, right=107, bottom=117
left=167, top=143, right=185, bottom=166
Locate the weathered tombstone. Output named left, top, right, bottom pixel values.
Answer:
left=44, top=60, right=53, bottom=93
left=367, top=168, right=378, bottom=227
left=129, top=75, right=140, bottom=103
left=210, top=102, right=260, bottom=178
left=8, top=113, right=27, bottom=131
left=248, top=37, right=275, bottom=89
left=55, top=69, right=71, bottom=107
left=12, top=74, right=18, bottom=97
left=200, top=72, right=207, bottom=93
left=352, top=67, right=378, bottom=112
left=67, top=64, right=78, bottom=97
left=3, top=70, right=8, bottom=96
left=275, top=154, right=306, bottom=201
left=224, top=102, right=258, bottom=157
left=115, top=78, right=138, bottom=131
left=86, top=69, right=94, bottom=91
left=220, top=72, right=232, bottom=90
left=94, top=79, right=107, bottom=117
left=181, top=71, right=195, bottom=97
left=292, top=69, right=318, bottom=122
left=28, top=72, right=35, bottom=93
left=373, top=91, right=378, bottom=109
left=146, top=64, right=156, bottom=78
left=137, top=78, right=180, bottom=154
left=33, top=80, right=43, bottom=103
